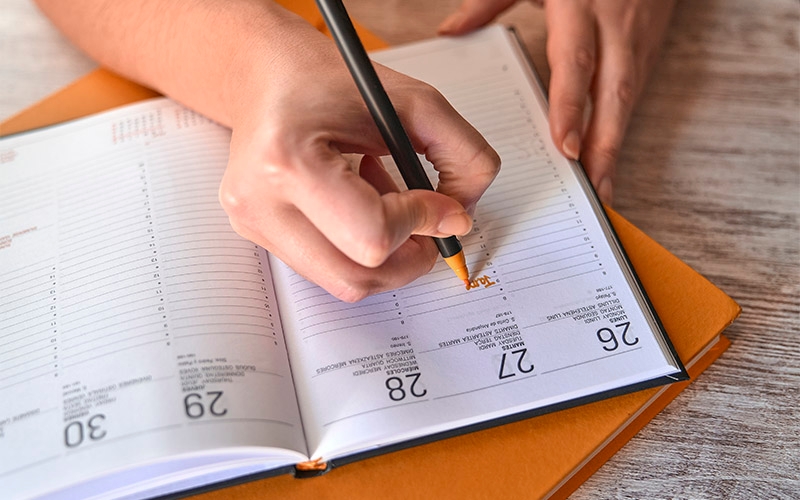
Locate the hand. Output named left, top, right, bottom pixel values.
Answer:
left=220, top=25, right=500, bottom=302
left=439, top=0, right=676, bottom=204
left=33, top=0, right=499, bottom=302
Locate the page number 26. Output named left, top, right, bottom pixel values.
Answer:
left=596, top=322, right=638, bottom=351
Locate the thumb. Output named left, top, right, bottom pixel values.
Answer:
left=382, top=188, right=474, bottom=242
left=438, top=0, right=519, bottom=35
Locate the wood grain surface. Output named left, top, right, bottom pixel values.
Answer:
left=1, top=0, right=798, bottom=498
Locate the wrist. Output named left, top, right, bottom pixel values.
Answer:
left=221, top=6, right=334, bottom=131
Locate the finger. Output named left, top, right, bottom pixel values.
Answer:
left=395, top=85, right=500, bottom=214
left=228, top=203, right=438, bottom=303
left=288, top=144, right=472, bottom=268
left=220, top=148, right=440, bottom=301
left=360, top=155, right=472, bottom=242
left=545, top=1, right=596, bottom=161
left=581, top=32, right=639, bottom=205
left=438, top=0, right=518, bottom=35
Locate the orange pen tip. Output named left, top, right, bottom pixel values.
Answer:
left=443, top=252, right=469, bottom=284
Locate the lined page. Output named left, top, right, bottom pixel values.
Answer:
left=0, top=102, right=306, bottom=499
left=271, top=26, right=682, bottom=460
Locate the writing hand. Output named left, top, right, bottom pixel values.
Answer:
left=220, top=27, right=499, bottom=301
left=33, top=1, right=499, bottom=301
left=439, top=0, right=676, bottom=204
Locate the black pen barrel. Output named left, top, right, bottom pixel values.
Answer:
left=315, top=0, right=433, bottom=191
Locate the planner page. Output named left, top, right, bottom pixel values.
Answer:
left=271, top=26, right=684, bottom=460
left=0, top=101, right=307, bottom=499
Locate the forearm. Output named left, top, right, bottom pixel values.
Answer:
left=33, top=0, right=313, bottom=127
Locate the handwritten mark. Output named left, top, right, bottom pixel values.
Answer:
left=465, top=275, right=497, bottom=291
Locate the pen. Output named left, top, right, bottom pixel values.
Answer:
left=315, top=0, right=470, bottom=286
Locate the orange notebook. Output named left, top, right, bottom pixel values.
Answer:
left=0, top=3, right=739, bottom=499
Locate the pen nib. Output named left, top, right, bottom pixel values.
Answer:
left=443, top=252, right=470, bottom=286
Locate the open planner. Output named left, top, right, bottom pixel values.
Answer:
left=0, top=26, right=687, bottom=499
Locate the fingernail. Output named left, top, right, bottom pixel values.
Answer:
left=438, top=212, right=472, bottom=236
left=597, top=177, right=613, bottom=206
left=562, top=130, right=580, bottom=160
left=438, top=12, right=465, bottom=34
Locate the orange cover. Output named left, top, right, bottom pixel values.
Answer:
left=1, top=2, right=740, bottom=498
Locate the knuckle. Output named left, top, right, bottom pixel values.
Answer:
left=559, top=99, right=586, bottom=119
left=258, top=145, right=297, bottom=184
left=357, top=230, right=394, bottom=268
left=218, top=176, right=248, bottom=218
left=591, top=141, right=622, bottom=167
left=259, top=159, right=293, bottom=182
left=613, top=77, right=636, bottom=108
left=416, top=81, right=444, bottom=103
left=329, top=236, right=439, bottom=302
left=332, top=282, right=374, bottom=303
left=330, top=269, right=392, bottom=302
left=407, top=81, right=448, bottom=115
left=220, top=139, right=302, bottom=220
left=460, top=141, right=501, bottom=189
left=332, top=257, right=435, bottom=303
left=475, top=143, right=502, bottom=183
left=571, top=46, right=596, bottom=75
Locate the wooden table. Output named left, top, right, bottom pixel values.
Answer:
left=2, top=0, right=798, bottom=498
